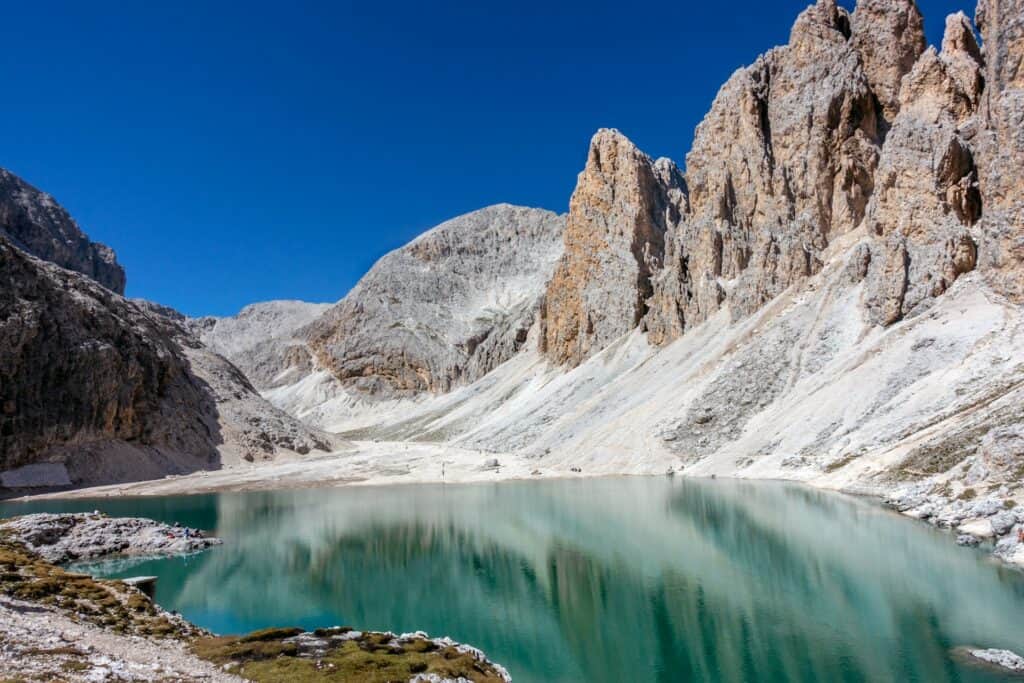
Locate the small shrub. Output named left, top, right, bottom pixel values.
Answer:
left=240, top=627, right=304, bottom=642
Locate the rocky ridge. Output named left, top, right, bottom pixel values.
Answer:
left=190, top=300, right=332, bottom=390
left=304, top=204, right=565, bottom=395
left=539, top=0, right=1014, bottom=361
left=0, top=168, right=125, bottom=293
left=0, top=199, right=337, bottom=490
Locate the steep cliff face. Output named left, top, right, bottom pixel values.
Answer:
left=851, top=0, right=926, bottom=125
left=974, top=0, right=1024, bottom=303
left=863, top=14, right=984, bottom=323
left=0, top=235, right=334, bottom=489
left=0, top=169, right=125, bottom=294
left=190, top=300, right=332, bottom=390
left=545, top=0, right=1014, bottom=361
left=305, top=204, right=565, bottom=395
left=541, top=130, right=684, bottom=365
left=644, top=0, right=920, bottom=351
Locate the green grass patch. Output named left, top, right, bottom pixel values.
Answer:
left=192, top=629, right=506, bottom=682
left=0, top=538, right=191, bottom=639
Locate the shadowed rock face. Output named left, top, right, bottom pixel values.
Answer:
left=0, top=169, right=125, bottom=294
left=0, top=236, right=333, bottom=488
left=305, top=204, right=565, bottom=395
left=0, top=236, right=211, bottom=474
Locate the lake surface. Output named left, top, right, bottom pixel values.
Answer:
left=3, top=477, right=1024, bottom=682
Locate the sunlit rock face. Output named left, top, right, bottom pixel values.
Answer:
left=541, top=129, right=684, bottom=365
left=604, top=0, right=902, bottom=352
left=0, top=168, right=125, bottom=294
left=862, top=14, right=984, bottom=323
left=974, top=0, right=1024, bottom=303
left=306, top=204, right=565, bottom=394
left=546, top=0, right=1018, bottom=354
left=851, top=0, right=927, bottom=126
left=190, top=300, right=333, bottom=390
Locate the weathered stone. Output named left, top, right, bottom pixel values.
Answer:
left=0, top=168, right=125, bottom=293
left=0, top=236, right=333, bottom=486
left=863, top=17, right=985, bottom=323
left=0, top=512, right=221, bottom=565
left=974, top=0, right=1024, bottom=302
left=647, top=0, right=883, bottom=345
left=850, top=0, right=926, bottom=125
left=541, top=129, right=682, bottom=365
left=307, top=204, right=565, bottom=393
left=190, top=300, right=332, bottom=390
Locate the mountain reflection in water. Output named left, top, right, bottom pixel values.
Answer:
left=6, top=477, right=1024, bottom=682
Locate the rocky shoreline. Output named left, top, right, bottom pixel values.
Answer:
left=886, top=485, right=1024, bottom=567
left=0, top=511, right=221, bottom=564
left=0, top=512, right=511, bottom=682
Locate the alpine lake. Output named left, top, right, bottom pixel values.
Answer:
left=3, top=477, right=1024, bottom=682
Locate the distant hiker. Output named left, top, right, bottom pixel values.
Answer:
left=1018, top=527, right=1024, bottom=544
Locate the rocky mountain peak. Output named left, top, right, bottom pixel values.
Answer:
left=943, top=11, right=984, bottom=63
left=540, top=129, right=683, bottom=366
left=850, top=0, right=927, bottom=124
left=544, top=0, right=1018, bottom=361
left=0, top=169, right=125, bottom=294
left=791, top=0, right=852, bottom=44
left=305, top=204, right=565, bottom=394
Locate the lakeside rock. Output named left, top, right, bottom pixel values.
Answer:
left=0, top=512, right=221, bottom=564
left=0, top=168, right=125, bottom=294
left=957, top=647, right=1024, bottom=674
left=0, top=520, right=510, bottom=682
left=193, top=627, right=511, bottom=682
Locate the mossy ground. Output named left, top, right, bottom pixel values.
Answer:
left=0, top=536, right=188, bottom=639
left=192, top=628, right=507, bottom=682
left=0, top=531, right=506, bottom=682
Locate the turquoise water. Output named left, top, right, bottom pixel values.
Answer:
left=3, top=478, right=1023, bottom=682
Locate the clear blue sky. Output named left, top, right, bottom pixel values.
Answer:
left=0, top=0, right=967, bottom=316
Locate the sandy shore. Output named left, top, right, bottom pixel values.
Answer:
left=11, top=441, right=1024, bottom=571
left=17, top=442, right=606, bottom=500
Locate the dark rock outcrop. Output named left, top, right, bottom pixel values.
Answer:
left=0, top=236, right=333, bottom=488
left=0, top=169, right=125, bottom=294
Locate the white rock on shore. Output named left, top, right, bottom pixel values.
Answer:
left=0, top=594, right=242, bottom=682
left=965, top=648, right=1024, bottom=673
left=0, top=512, right=221, bottom=564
